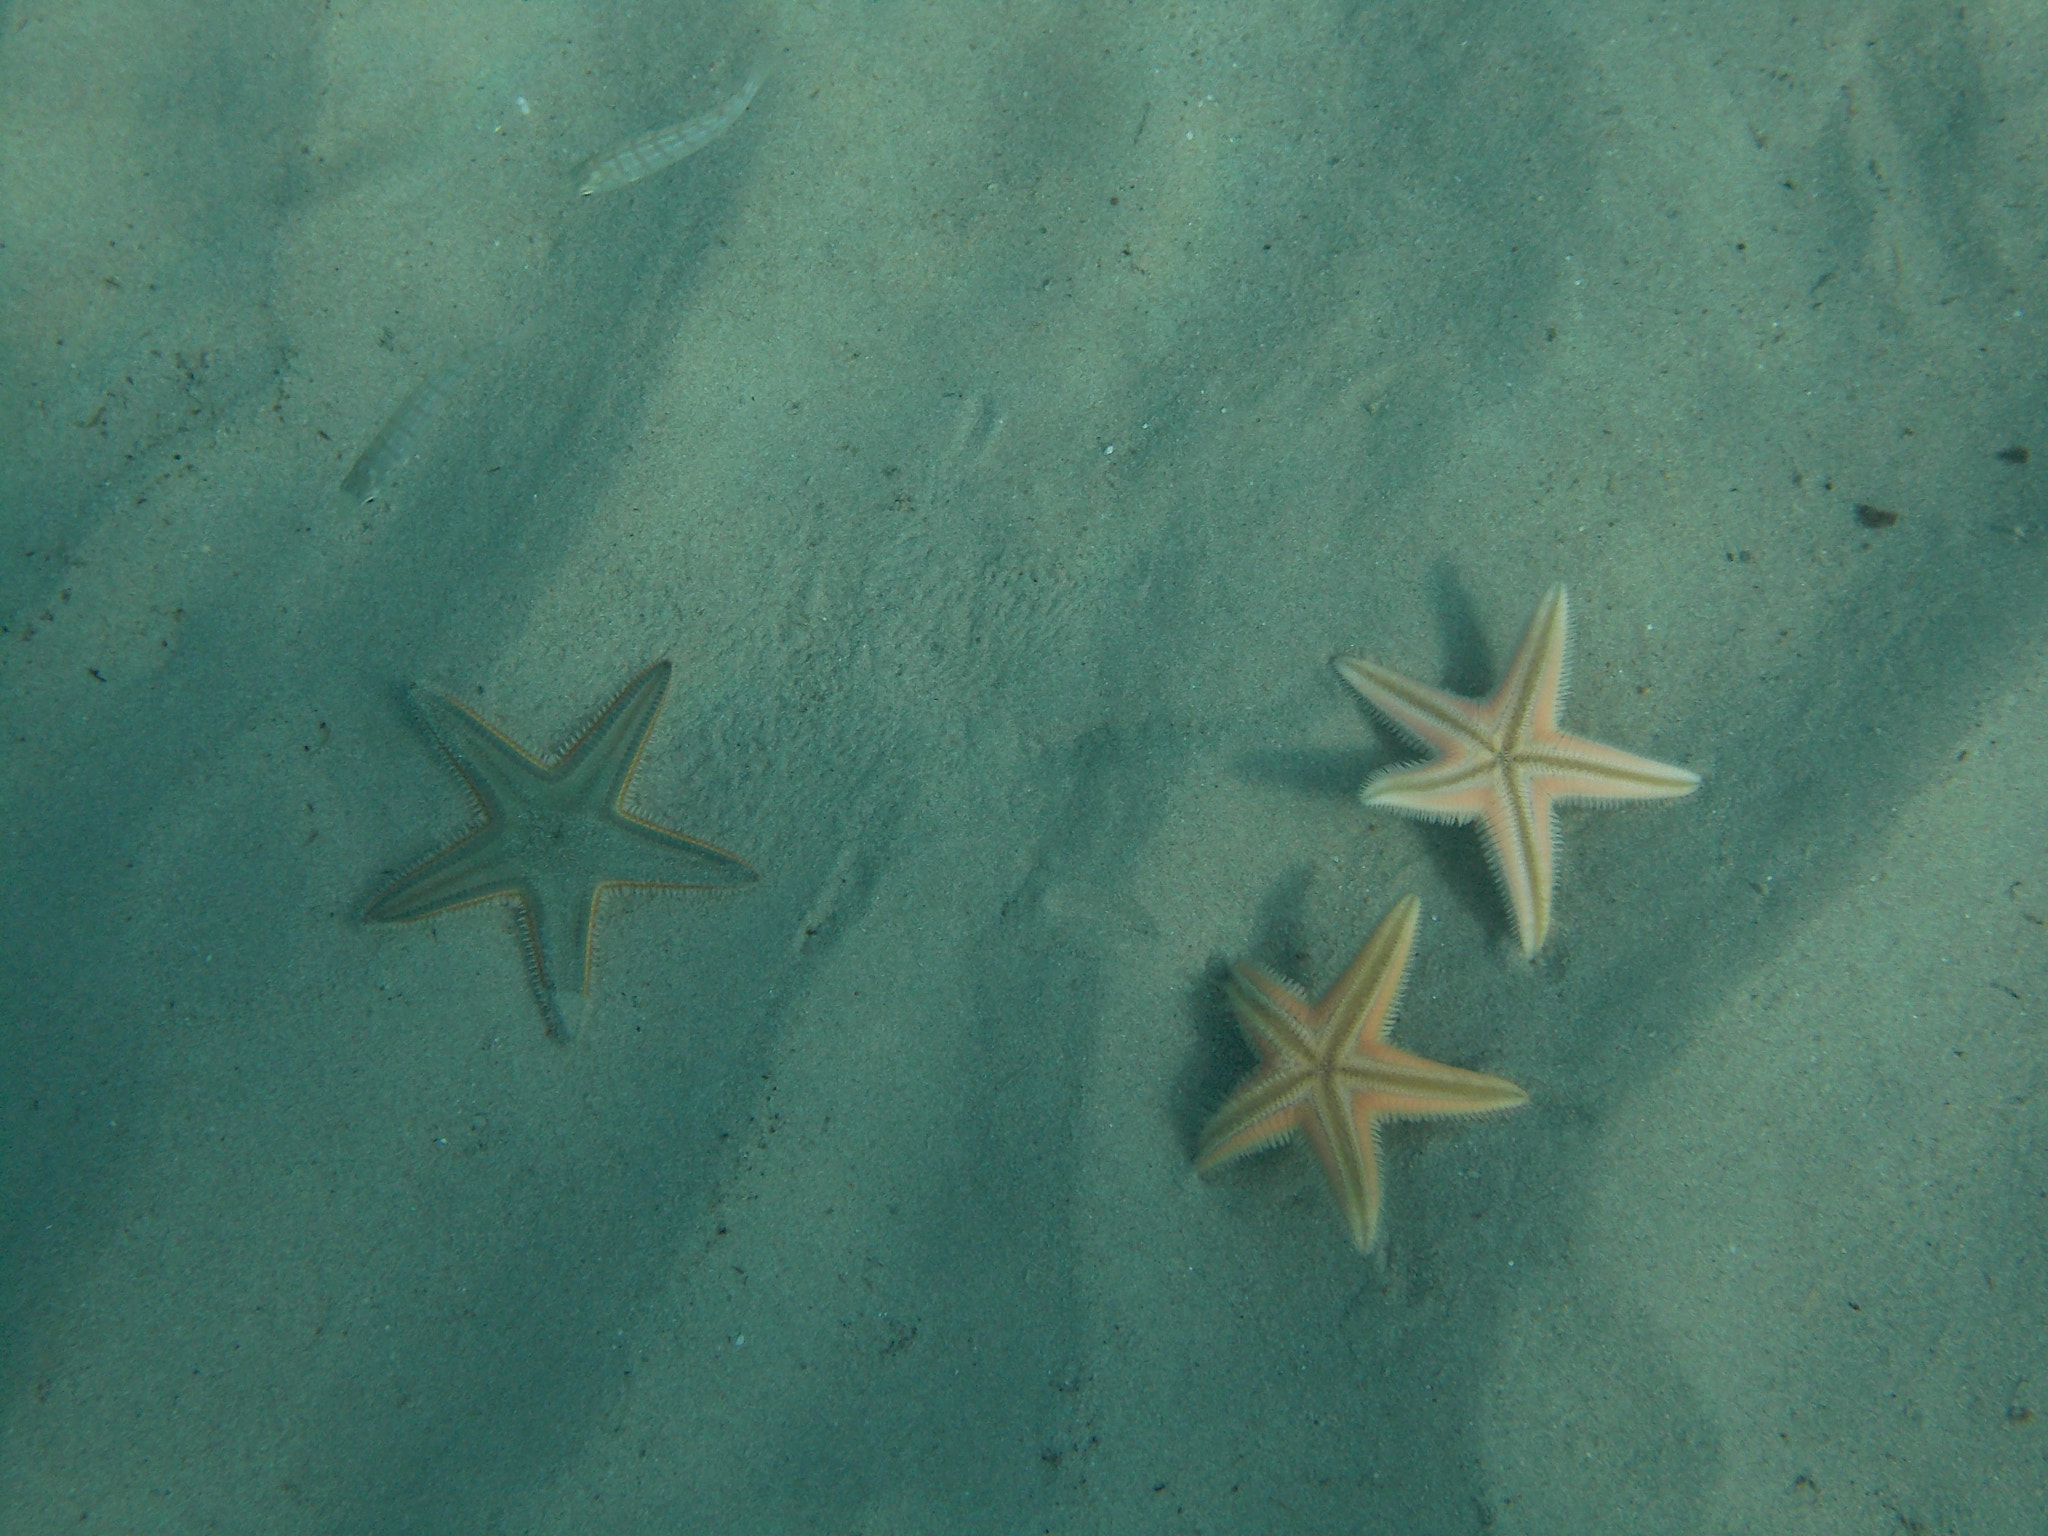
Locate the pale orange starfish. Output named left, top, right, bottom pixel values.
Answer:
left=1197, top=896, right=1527, bottom=1255
left=1334, top=586, right=1698, bottom=956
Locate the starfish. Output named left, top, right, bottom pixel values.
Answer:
left=365, top=661, right=757, bottom=1040
left=1334, top=585, right=1698, bottom=956
left=1196, top=895, right=1527, bottom=1255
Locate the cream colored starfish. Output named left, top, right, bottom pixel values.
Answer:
left=1197, top=895, right=1527, bottom=1255
left=1334, top=586, right=1698, bottom=956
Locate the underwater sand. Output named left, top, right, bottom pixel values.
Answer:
left=3, top=0, right=2044, bottom=1530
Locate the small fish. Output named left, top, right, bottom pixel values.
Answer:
left=339, top=351, right=478, bottom=503
left=579, top=70, right=764, bottom=196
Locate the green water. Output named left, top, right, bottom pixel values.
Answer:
left=3, top=1, right=2043, bottom=1530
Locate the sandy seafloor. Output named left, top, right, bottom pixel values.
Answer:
left=3, top=0, right=2046, bottom=1530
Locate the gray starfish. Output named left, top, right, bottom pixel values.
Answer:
left=366, top=661, right=757, bottom=1039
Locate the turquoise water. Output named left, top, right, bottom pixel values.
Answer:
left=3, top=1, right=2044, bottom=1529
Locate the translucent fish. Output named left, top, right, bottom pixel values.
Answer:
left=339, top=351, right=477, bottom=503
left=578, top=70, right=764, bottom=196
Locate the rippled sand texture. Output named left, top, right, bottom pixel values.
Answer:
left=2, top=1, right=2044, bottom=1531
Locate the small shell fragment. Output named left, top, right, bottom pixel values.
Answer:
left=579, top=70, right=764, bottom=196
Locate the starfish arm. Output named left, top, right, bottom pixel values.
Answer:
left=1470, top=767, right=1555, bottom=956
left=1346, top=1048, right=1531, bottom=1120
left=1322, top=894, right=1419, bottom=1051
left=1199, top=965, right=1329, bottom=1169
left=1526, top=734, right=1701, bottom=804
left=1356, top=757, right=1499, bottom=823
left=364, top=825, right=524, bottom=923
left=1334, top=654, right=1494, bottom=761
left=1491, top=584, right=1571, bottom=740
left=552, top=660, right=675, bottom=807
left=595, top=813, right=761, bottom=889
left=1304, top=1081, right=1383, bottom=1253
left=507, top=890, right=577, bottom=1040
left=1195, top=1070, right=1310, bottom=1170
left=410, top=688, right=551, bottom=818
left=1223, top=964, right=1322, bottom=1060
